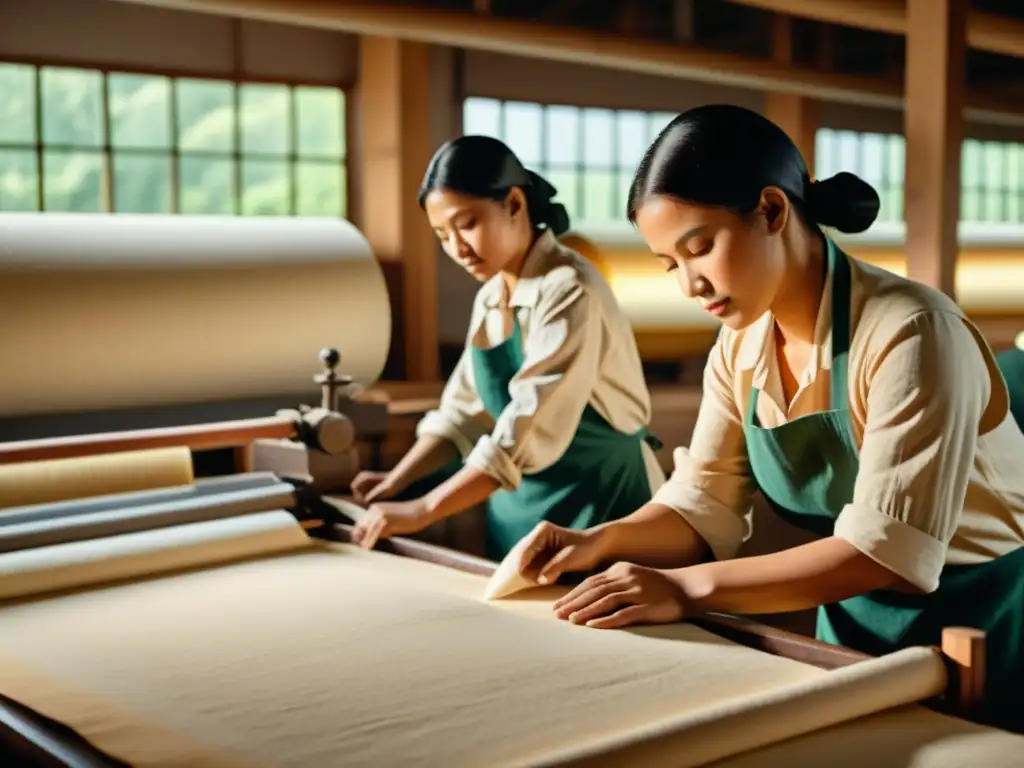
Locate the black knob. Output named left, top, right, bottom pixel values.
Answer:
left=319, top=348, right=340, bottom=369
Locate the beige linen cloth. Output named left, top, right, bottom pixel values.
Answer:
left=0, top=512, right=1019, bottom=767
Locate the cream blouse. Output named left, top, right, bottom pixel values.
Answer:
left=417, top=230, right=666, bottom=494
left=652, top=252, right=1024, bottom=593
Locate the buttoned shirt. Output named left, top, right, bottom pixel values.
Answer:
left=651, top=253, right=1024, bottom=593
left=417, top=230, right=666, bottom=494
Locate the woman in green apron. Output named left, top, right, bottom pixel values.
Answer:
left=349, top=136, right=665, bottom=561
left=510, top=105, right=1024, bottom=733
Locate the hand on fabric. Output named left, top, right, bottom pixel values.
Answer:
left=552, top=562, right=687, bottom=629
left=351, top=498, right=434, bottom=549
left=350, top=470, right=397, bottom=506
left=514, top=522, right=611, bottom=585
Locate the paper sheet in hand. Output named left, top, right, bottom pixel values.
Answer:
left=483, top=534, right=541, bottom=601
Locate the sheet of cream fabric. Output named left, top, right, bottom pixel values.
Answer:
left=0, top=447, right=195, bottom=508
left=0, top=533, right=1008, bottom=768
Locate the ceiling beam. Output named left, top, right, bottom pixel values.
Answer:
left=722, top=0, right=1024, bottom=60
left=112, top=0, right=1024, bottom=125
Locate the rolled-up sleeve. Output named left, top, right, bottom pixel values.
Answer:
left=834, top=310, right=989, bottom=593
left=416, top=349, right=494, bottom=458
left=464, top=278, right=601, bottom=490
left=651, top=337, right=756, bottom=561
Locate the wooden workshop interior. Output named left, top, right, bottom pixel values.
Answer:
left=1, top=0, right=1024, bottom=765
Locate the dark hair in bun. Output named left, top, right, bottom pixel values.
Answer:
left=627, top=104, right=879, bottom=235
left=418, top=135, right=571, bottom=236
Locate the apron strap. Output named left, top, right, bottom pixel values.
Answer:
left=827, top=238, right=853, bottom=413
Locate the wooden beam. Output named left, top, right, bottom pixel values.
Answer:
left=903, top=0, right=967, bottom=298
left=356, top=37, right=439, bottom=381
left=119, top=0, right=1024, bottom=125
left=764, top=15, right=820, bottom=178
left=722, top=0, right=1024, bottom=60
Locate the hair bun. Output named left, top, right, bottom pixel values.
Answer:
left=525, top=170, right=571, bottom=236
left=807, top=172, right=880, bottom=234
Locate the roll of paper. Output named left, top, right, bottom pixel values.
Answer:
left=0, top=213, right=391, bottom=417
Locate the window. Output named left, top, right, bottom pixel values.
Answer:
left=0, top=62, right=347, bottom=217
left=815, top=128, right=1024, bottom=225
left=463, top=97, right=676, bottom=227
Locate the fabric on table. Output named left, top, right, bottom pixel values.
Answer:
left=0, top=537, right=969, bottom=768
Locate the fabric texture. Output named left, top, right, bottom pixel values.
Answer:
left=3, top=539, right=1015, bottom=768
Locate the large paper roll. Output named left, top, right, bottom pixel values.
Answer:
left=0, top=213, right=392, bottom=417
left=0, top=447, right=195, bottom=509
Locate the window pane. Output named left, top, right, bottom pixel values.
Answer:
left=887, top=136, right=905, bottom=184
left=984, top=190, right=1004, bottom=222
left=648, top=112, right=675, bottom=144
left=836, top=131, right=859, bottom=173
left=296, top=160, right=343, bottom=217
left=0, top=149, right=39, bottom=211
left=463, top=97, right=501, bottom=137
left=545, top=168, right=580, bottom=225
left=581, top=169, right=615, bottom=223
left=43, top=150, right=105, bottom=212
left=0, top=64, right=36, bottom=144
left=180, top=155, right=235, bottom=214
left=113, top=153, right=171, bottom=213
left=859, top=133, right=885, bottom=186
left=961, top=188, right=980, bottom=222
left=503, top=102, right=543, bottom=165
left=814, top=129, right=835, bottom=180
left=177, top=79, right=235, bottom=152
left=983, top=143, right=999, bottom=193
left=241, top=159, right=290, bottom=215
left=961, top=140, right=981, bottom=188
left=295, top=87, right=344, bottom=159
left=109, top=73, right=171, bottom=150
left=41, top=67, right=104, bottom=147
left=240, top=84, right=290, bottom=155
left=545, top=106, right=579, bottom=165
left=616, top=172, right=632, bottom=219
left=582, top=109, right=614, bottom=166
left=616, top=111, right=647, bottom=170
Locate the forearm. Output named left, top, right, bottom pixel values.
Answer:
left=386, top=436, right=460, bottom=493
left=597, top=503, right=709, bottom=570
left=673, top=536, right=908, bottom=615
left=422, top=466, right=500, bottom=523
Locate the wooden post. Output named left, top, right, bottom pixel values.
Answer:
left=904, top=0, right=969, bottom=299
left=764, top=15, right=820, bottom=177
left=940, top=626, right=986, bottom=718
left=355, top=37, right=440, bottom=382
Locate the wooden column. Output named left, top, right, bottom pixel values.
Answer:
left=904, top=0, right=969, bottom=298
left=356, top=36, right=439, bottom=382
left=764, top=15, right=820, bottom=177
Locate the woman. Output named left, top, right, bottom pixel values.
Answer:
left=349, top=135, right=665, bottom=561
left=509, top=105, right=1024, bottom=733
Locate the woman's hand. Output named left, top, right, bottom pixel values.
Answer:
left=552, top=562, right=688, bottom=629
left=351, top=498, right=434, bottom=549
left=350, top=470, right=398, bottom=506
left=514, top=522, right=613, bottom=585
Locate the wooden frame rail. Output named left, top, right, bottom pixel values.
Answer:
left=0, top=416, right=297, bottom=465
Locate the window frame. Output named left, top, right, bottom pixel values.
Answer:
left=0, top=57, right=352, bottom=217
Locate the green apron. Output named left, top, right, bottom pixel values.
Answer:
left=401, top=318, right=659, bottom=562
left=743, top=239, right=1024, bottom=734
left=995, top=346, right=1024, bottom=432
